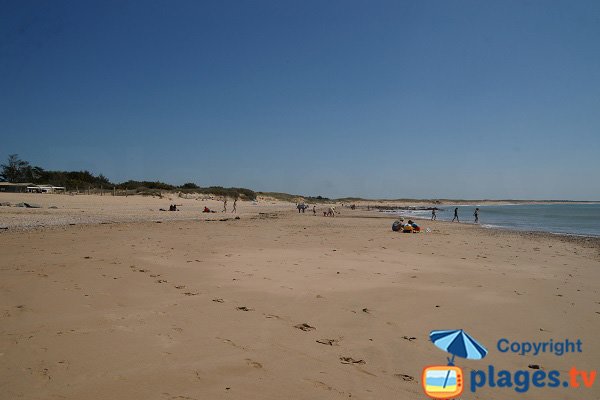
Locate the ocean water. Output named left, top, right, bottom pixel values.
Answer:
left=385, top=203, right=600, bottom=237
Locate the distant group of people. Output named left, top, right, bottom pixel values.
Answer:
left=296, top=203, right=336, bottom=217
left=222, top=198, right=237, bottom=213
left=200, top=197, right=238, bottom=214
left=392, top=219, right=420, bottom=233
left=432, top=207, right=479, bottom=223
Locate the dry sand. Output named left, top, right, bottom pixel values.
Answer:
left=1, top=194, right=599, bottom=399
left=0, top=193, right=291, bottom=230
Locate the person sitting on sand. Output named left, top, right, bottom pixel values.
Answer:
left=409, top=220, right=420, bottom=232
left=203, top=206, right=211, bottom=213
left=392, top=219, right=404, bottom=232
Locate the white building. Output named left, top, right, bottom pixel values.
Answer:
left=26, top=185, right=66, bottom=194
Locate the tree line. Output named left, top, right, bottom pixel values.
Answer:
left=0, top=154, right=256, bottom=199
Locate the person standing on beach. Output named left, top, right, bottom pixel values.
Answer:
left=232, top=198, right=237, bottom=213
left=222, top=198, right=227, bottom=212
left=474, top=208, right=479, bottom=223
left=452, top=207, right=459, bottom=222
left=312, top=205, right=316, bottom=215
left=431, top=208, right=437, bottom=220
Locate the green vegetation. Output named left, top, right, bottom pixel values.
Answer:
left=1, top=154, right=111, bottom=188
left=116, top=180, right=176, bottom=191
left=1, top=154, right=43, bottom=183
left=189, top=186, right=256, bottom=200
left=0, top=154, right=257, bottom=200
left=40, top=171, right=111, bottom=189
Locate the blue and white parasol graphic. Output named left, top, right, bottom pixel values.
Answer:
left=429, top=329, right=488, bottom=388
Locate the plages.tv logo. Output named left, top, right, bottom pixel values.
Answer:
left=422, top=329, right=488, bottom=399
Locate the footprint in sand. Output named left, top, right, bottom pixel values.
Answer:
left=245, top=359, right=263, bottom=369
left=294, top=323, right=316, bottom=332
left=217, top=337, right=246, bottom=350
left=394, top=373, right=415, bottom=381
left=316, top=338, right=339, bottom=346
left=183, top=292, right=199, bottom=296
left=402, top=336, right=417, bottom=342
left=340, top=356, right=365, bottom=365
left=39, top=367, right=52, bottom=380
left=236, top=306, right=254, bottom=311
left=305, top=379, right=347, bottom=395
left=174, top=285, right=186, bottom=289
left=212, top=298, right=224, bottom=303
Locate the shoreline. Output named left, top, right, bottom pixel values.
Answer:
left=1, top=192, right=600, bottom=245
left=2, top=203, right=599, bottom=250
left=380, top=206, right=600, bottom=239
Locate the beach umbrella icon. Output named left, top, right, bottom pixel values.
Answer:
left=430, top=329, right=488, bottom=365
left=429, top=329, right=488, bottom=389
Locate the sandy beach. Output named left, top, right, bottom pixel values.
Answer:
left=1, top=194, right=599, bottom=399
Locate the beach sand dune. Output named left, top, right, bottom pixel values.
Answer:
left=1, top=199, right=599, bottom=399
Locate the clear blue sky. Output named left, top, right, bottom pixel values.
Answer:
left=1, top=0, right=599, bottom=200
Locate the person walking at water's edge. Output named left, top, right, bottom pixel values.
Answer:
left=452, top=207, right=459, bottom=222
left=474, top=208, right=479, bottom=223
left=431, top=208, right=437, bottom=220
